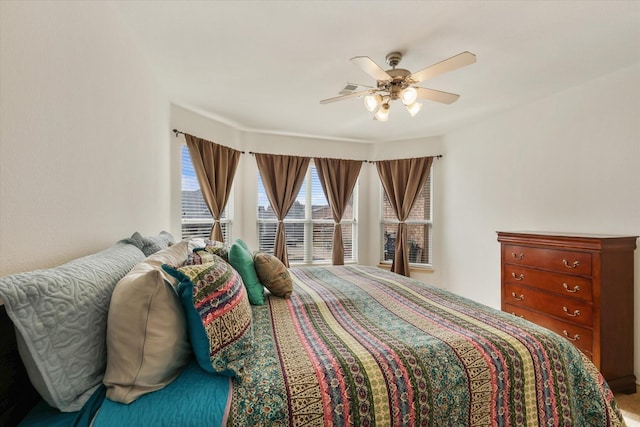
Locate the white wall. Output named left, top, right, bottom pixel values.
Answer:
left=440, top=63, right=640, bottom=377
left=0, top=1, right=171, bottom=276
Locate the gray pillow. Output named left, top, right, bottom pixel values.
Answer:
left=0, top=242, right=146, bottom=412
left=141, top=231, right=175, bottom=256
left=120, top=231, right=175, bottom=256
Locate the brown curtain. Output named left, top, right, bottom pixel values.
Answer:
left=314, top=158, right=362, bottom=265
left=184, top=134, right=241, bottom=242
left=255, top=153, right=310, bottom=267
left=376, top=157, right=434, bottom=277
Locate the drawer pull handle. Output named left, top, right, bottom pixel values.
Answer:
left=562, top=283, right=581, bottom=293
left=563, top=330, right=580, bottom=341
left=511, top=292, right=525, bottom=301
left=511, top=312, right=524, bottom=318
left=511, top=253, right=524, bottom=260
left=562, top=259, right=580, bottom=269
left=511, top=272, right=525, bottom=281
left=562, top=306, right=580, bottom=317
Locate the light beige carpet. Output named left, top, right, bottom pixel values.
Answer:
left=615, top=386, right=640, bottom=426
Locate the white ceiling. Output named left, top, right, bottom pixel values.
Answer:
left=111, top=1, right=640, bottom=143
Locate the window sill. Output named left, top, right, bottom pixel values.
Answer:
left=377, top=263, right=434, bottom=273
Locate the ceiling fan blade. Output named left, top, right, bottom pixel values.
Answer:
left=320, top=89, right=377, bottom=104
left=415, top=87, right=461, bottom=104
left=409, top=51, right=476, bottom=83
left=350, top=56, right=392, bottom=81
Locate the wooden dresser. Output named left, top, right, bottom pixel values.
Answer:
left=497, top=231, right=638, bottom=394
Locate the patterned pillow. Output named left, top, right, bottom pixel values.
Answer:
left=228, top=239, right=265, bottom=305
left=200, top=240, right=229, bottom=262
left=185, top=240, right=229, bottom=266
left=163, top=256, right=253, bottom=377
left=253, top=252, right=293, bottom=299
left=0, top=242, right=146, bottom=411
left=183, top=250, right=218, bottom=266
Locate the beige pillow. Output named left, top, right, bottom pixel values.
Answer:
left=253, top=252, right=293, bottom=299
left=103, top=241, right=192, bottom=403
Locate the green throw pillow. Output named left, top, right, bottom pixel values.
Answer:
left=228, top=239, right=264, bottom=305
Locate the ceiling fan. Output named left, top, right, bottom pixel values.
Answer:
left=320, top=51, right=476, bottom=121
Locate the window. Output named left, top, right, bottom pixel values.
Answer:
left=257, top=161, right=357, bottom=264
left=380, top=171, right=432, bottom=266
left=181, top=145, right=231, bottom=241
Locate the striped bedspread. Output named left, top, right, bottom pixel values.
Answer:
left=228, top=265, right=624, bottom=426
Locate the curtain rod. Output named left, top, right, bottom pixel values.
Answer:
left=172, top=129, right=246, bottom=154
left=247, top=152, right=443, bottom=163
left=173, top=129, right=442, bottom=161
left=247, top=151, right=372, bottom=163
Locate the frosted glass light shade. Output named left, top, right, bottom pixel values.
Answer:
left=374, top=103, right=390, bottom=121
left=406, top=102, right=423, bottom=117
left=401, top=87, right=418, bottom=105
left=364, top=94, right=382, bottom=112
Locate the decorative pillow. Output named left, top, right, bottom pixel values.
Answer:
left=103, top=241, right=192, bottom=404
left=228, top=239, right=264, bottom=305
left=0, top=242, right=146, bottom=412
left=183, top=250, right=217, bottom=266
left=120, top=231, right=175, bottom=257
left=184, top=240, right=229, bottom=266
left=141, top=231, right=175, bottom=256
left=253, top=252, right=293, bottom=299
left=118, top=232, right=146, bottom=251
left=163, top=256, right=253, bottom=377
left=199, top=240, right=229, bottom=262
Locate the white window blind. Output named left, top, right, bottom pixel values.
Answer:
left=181, top=145, right=231, bottom=241
left=257, top=161, right=357, bottom=264
left=380, top=171, right=432, bottom=266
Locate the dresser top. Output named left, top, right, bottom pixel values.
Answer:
left=497, top=231, right=639, bottom=239
left=497, top=231, right=638, bottom=251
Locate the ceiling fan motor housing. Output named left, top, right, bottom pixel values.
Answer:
left=379, top=68, right=412, bottom=100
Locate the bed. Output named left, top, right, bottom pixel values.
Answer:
left=1, top=244, right=626, bottom=426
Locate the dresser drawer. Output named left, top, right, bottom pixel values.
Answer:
left=503, top=265, right=593, bottom=301
left=504, top=303, right=593, bottom=359
left=503, top=244, right=592, bottom=276
left=504, top=283, right=593, bottom=327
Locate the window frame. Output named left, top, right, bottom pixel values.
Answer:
left=257, top=160, right=358, bottom=265
left=379, top=170, right=433, bottom=268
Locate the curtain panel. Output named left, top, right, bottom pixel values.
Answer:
left=255, top=153, right=310, bottom=267
left=314, top=158, right=362, bottom=265
left=184, top=134, right=241, bottom=242
left=376, top=157, right=434, bottom=277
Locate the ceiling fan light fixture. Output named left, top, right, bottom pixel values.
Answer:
left=364, top=94, right=382, bottom=112
left=320, top=50, right=476, bottom=122
left=406, top=102, right=423, bottom=117
left=374, top=103, right=390, bottom=121
left=401, top=87, right=418, bottom=105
